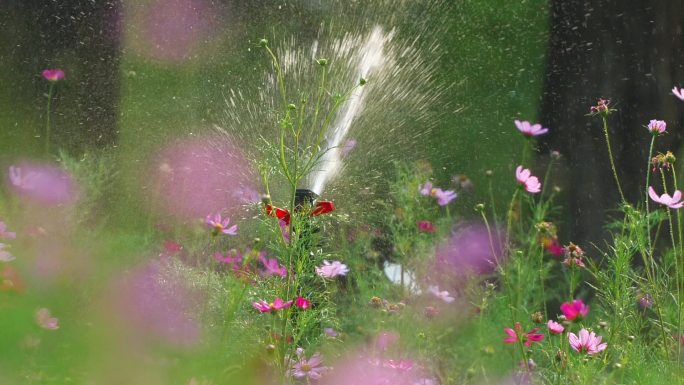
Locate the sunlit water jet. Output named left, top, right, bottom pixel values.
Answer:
left=218, top=2, right=451, bottom=207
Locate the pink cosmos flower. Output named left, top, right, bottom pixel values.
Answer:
left=433, top=188, right=457, bottom=206
left=258, top=254, right=287, bottom=277
left=547, top=320, right=564, bottom=334
left=503, top=322, right=544, bottom=347
left=383, top=359, right=414, bottom=371
left=560, top=299, right=590, bottom=321
left=205, top=213, right=238, bottom=235
left=316, top=260, right=349, bottom=278
left=36, top=308, right=59, bottom=330
left=41, top=69, right=65, bottom=82
left=418, top=182, right=457, bottom=205
left=214, top=250, right=242, bottom=269
left=0, top=221, right=16, bottom=240
left=428, top=285, right=455, bottom=303
left=416, top=220, right=436, bottom=233
left=649, top=186, right=684, bottom=209
left=288, top=352, right=328, bottom=379
left=515, top=120, right=548, bottom=137
left=252, top=297, right=293, bottom=313
left=515, top=166, right=541, bottom=194
left=295, top=296, right=311, bottom=310
left=0, top=243, right=15, bottom=262
left=673, top=86, right=684, bottom=101
left=647, top=120, right=667, bottom=135
left=568, top=329, right=607, bottom=355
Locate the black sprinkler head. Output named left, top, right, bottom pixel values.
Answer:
left=295, top=189, right=318, bottom=209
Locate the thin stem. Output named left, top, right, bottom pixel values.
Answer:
left=45, top=83, right=55, bottom=154
left=662, top=172, right=679, bottom=363
left=645, top=135, right=656, bottom=254
left=602, top=115, right=626, bottom=203
left=487, top=176, right=499, bottom=223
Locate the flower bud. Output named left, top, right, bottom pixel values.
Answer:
left=359, top=77, right=367, bottom=86
left=259, top=38, right=268, bottom=47
left=316, top=58, right=328, bottom=66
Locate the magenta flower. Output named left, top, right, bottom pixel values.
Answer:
left=515, top=120, right=548, bottom=137
left=252, top=297, right=293, bottom=313
left=673, top=86, right=684, bottom=101
left=0, top=244, right=15, bottom=262
left=288, top=352, right=328, bottom=379
left=516, top=166, right=541, bottom=194
left=503, top=322, right=544, bottom=347
left=416, top=220, right=436, bottom=233
left=36, top=308, right=59, bottom=330
left=647, top=120, right=667, bottom=135
left=258, top=254, right=287, bottom=277
left=547, top=320, right=564, bottom=334
left=0, top=221, right=16, bottom=240
left=214, top=251, right=242, bottom=269
left=205, top=213, right=238, bottom=236
left=41, top=69, right=65, bottom=82
left=295, top=296, right=311, bottom=310
left=649, top=187, right=684, bottom=209
left=560, top=299, right=590, bottom=321
left=428, top=285, right=455, bottom=303
left=316, top=260, right=349, bottom=278
left=568, top=329, right=607, bottom=355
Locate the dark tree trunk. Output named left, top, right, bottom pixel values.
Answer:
left=540, top=0, right=684, bottom=246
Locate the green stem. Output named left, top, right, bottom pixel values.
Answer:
left=645, top=135, right=656, bottom=254
left=602, top=115, right=626, bottom=203
left=662, top=172, right=678, bottom=363
left=45, top=83, right=55, bottom=154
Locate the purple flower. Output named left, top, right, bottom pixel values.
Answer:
left=41, top=69, right=65, bottom=82
left=568, top=329, right=607, bottom=355
left=258, top=254, right=287, bottom=277
left=515, top=165, right=541, bottom=194
left=315, top=260, right=349, bottom=278
left=36, top=308, right=59, bottom=330
left=647, top=119, right=667, bottom=135
left=673, top=86, right=684, bottom=101
left=340, top=138, right=357, bottom=157
left=418, top=182, right=433, bottom=197
left=205, top=213, right=238, bottom=236
left=288, top=352, right=328, bottom=380
left=433, top=188, right=457, bottom=206
left=0, top=222, right=15, bottom=240
left=649, top=186, right=684, bottom=209
left=0, top=244, right=15, bottom=262
left=515, top=120, right=548, bottom=137
left=7, top=164, right=77, bottom=204
left=324, top=327, right=338, bottom=337
left=428, top=285, right=455, bottom=303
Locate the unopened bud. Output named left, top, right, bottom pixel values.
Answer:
left=316, top=58, right=328, bottom=66
left=259, top=38, right=268, bottom=47
left=359, top=78, right=367, bottom=86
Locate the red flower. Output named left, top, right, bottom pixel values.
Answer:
left=416, top=220, right=436, bottom=233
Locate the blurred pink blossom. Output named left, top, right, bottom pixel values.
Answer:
left=673, top=86, right=684, bottom=101
left=0, top=221, right=16, bottom=240
left=36, top=308, right=59, bottom=330
left=316, top=260, right=349, bottom=278
left=560, top=299, right=590, bottom=322
left=0, top=244, right=14, bottom=262
left=433, top=223, right=504, bottom=281
left=288, top=351, right=328, bottom=380
left=114, top=261, right=201, bottom=346
left=649, top=186, right=684, bottom=209
left=416, top=220, right=436, bottom=233
left=252, top=298, right=293, bottom=313
left=547, top=320, right=564, bottom=334
left=568, top=329, right=607, bottom=355
left=514, top=120, right=548, bottom=137
left=647, top=119, right=667, bottom=135
left=205, top=213, right=238, bottom=236
left=295, top=296, right=311, bottom=310
left=258, top=254, right=287, bottom=277
left=7, top=163, right=77, bottom=204
left=150, top=136, right=257, bottom=220
left=340, top=138, right=357, bottom=157
left=41, top=69, right=65, bottom=82
left=428, top=285, right=455, bottom=303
